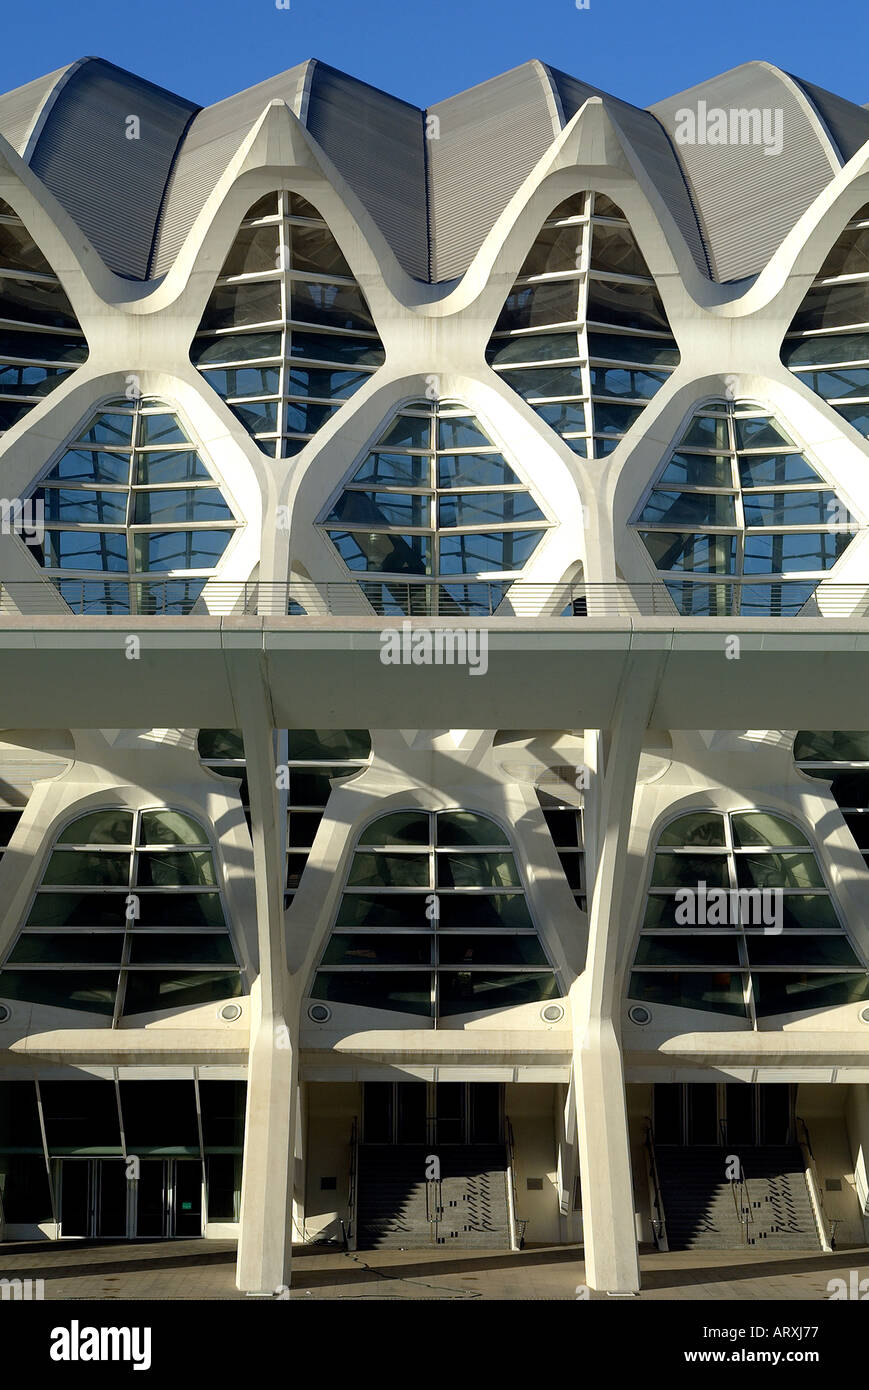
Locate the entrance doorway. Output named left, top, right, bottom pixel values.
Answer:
left=653, top=1083, right=794, bottom=1146
left=356, top=1082, right=511, bottom=1249
left=55, top=1158, right=203, bottom=1238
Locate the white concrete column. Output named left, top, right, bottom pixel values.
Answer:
left=572, top=657, right=663, bottom=1294
left=230, top=654, right=298, bottom=1294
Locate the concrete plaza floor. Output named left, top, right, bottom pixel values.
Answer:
left=1, top=1239, right=868, bottom=1300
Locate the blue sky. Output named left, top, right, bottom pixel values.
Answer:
left=0, top=0, right=866, bottom=110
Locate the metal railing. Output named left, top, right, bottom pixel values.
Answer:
left=345, top=1115, right=359, bottom=1252
left=730, top=1162, right=755, bottom=1244
left=644, top=1120, right=668, bottom=1250
left=505, top=1117, right=527, bottom=1251
left=3, top=577, right=869, bottom=619
left=797, top=1116, right=837, bottom=1251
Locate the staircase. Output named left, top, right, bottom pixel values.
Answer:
left=357, top=1144, right=510, bottom=1249
left=656, top=1146, right=822, bottom=1251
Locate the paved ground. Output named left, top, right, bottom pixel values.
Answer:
left=2, top=1239, right=869, bottom=1300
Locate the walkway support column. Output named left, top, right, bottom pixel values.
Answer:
left=231, top=654, right=297, bottom=1294
left=573, top=655, right=664, bottom=1294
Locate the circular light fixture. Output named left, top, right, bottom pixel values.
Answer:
left=219, top=1002, right=243, bottom=1022
left=540, top=1003, right=565, bottom=1023
left=308, top=1003, right=332, bottom=1023
left=0, top=1004, right=10, bottom=1024
left=860, top=1006, right=869, bottom=1024
left=628, top=1005, right=652, bottom=1026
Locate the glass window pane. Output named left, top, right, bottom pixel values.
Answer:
left=136, top=851, right=217, bottom=887
left=43, top=851, right=130, bottom=885
left=657, top=813, right=726, bottom=847
left=49, top=450, right=130, bottom=484
left=753, top=972, right=869, bottom=1017
left=738, top=453, right=820, bottom=487
left=436, top=852, right=520, bottom=889
left=286, top=729, right=370, bottom=760
left=57, top=811, right=133, bottom=845
left=358, top=813, right=430, bottom=846
left=43, top=531, right=128, bottom=571
left=122, top=970, right=241, bottom=1015
left=327, top=492, right=429, bottom=527
left=133, top=529, right=232, bottom=571
left=658, top=453, right=732, bottom=487
left=437, top=454, right=519, bottom=488
left=629, top=970, right=748, bottom=1017
left=327, top=529, right=430, bottom=575
left=320, top=935, right=432, bottom=966
left=139, top=811, right=210, bottom=846
left=133, top=489, right=232, bottom=525
left=437, top=936, right=548, bottom=966
left=637, top=490, right=736, bottom=527
left=794, top=730, right=869, bottom=761
left=640, top=531, right=736, bottom=574
left=438, top=529, right=544, bottom=574
left=633, top=937, right=741, bottom=967
left=436, top=812, right=509, bottom=846
left=438, top=492, right=544, bottom=528
left=650, top=853, right=729, bottom=888
left=438, top=971, right=557, bottom=1015
left=311, top=970, right=432, bottom=1015
left=0, top=970, right=117, bottom=1014
left=335, top=892, right=431, bottom=928
left=347, top=852, right=430, bottom=888
left=735, top=853, right=823, bottom=889
left=731, top=813, right=810, bottom=848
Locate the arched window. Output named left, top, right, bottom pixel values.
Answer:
left=0, top=807, right=242, bottom=1021
left=486, top=192, right=679, bottom=457
left=321, top=398, right=549, bottom=613
left=26, top=395, right=241, bottom=614
left=0, top=199, right=88, bottom=437
left=782, top=205, right=869, bottom=437
left=629, top=809, right=869, bottom=1021
left=191, top=191, right=385, bottom=458
left=310, top=809, right=558, bottom=1018
left=632, top=399, right=857, bottom=615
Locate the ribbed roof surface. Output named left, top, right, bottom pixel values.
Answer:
left=650, top=63, right=839, bottom=283
left=1, top=55, right=867, bottom=285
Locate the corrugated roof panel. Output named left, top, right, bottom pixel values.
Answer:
left=548, top=67, right=710, bottom=277
left=305, top=62, right=428, bottom=281
left=151, top=62, right=310, bottom=278
left=788, top=74, right=869, bottom=164
left=651, top=63, right=836, bottom=283
left=28, top=57, right=198, bottom=280
left=427, top=61, right=560, bottom=282
left=0, top=63, right=71, bottom=155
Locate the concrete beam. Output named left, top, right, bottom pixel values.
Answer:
left=0, top=618, right=869, bottom=729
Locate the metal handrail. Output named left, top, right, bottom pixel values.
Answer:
left=346, top=1115, right=359, bottom=1251
left=644, top=1119, right=667, bottom=1249
left=2, top=577, right=869, bottom=618
left=729, top=1157, right=755, bottom=1242
left=797, top=1115, right=837, bottom=1251
left=505, top=1117, right=527, bottom=1250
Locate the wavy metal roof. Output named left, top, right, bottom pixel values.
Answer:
left=1, top=55, right=868, bottom=286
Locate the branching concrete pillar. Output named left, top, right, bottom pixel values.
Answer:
left=230, top=654, right=297, bottom=1294
left=572, top=656, right=664, bottom=1294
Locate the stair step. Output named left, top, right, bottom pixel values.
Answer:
left=654, top=1145, right=821, bottom=1253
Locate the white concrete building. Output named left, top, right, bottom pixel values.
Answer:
left=1, top=54, right=869, bottom=1295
